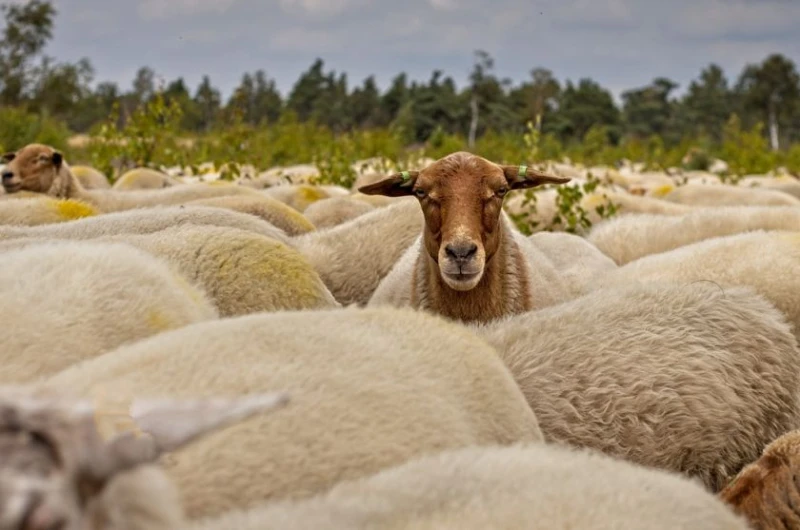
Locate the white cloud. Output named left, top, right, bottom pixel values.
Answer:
left=277, top=0, right=363, bottom=16
left=429, top=0, right=458, bottom=11
left=137, top=0, right=239, bottom=20
left=676, top=0, right=800, bottom=38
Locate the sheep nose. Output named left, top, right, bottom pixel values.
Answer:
left=1, top=171, right=13, bottom=182
left=445, top=242, right=478, bottom=262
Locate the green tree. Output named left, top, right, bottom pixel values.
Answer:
left=679, top=64, right=733, bottom=143
left=736, top=54, right=800, bottom=150
left=549, top=79, right=621, bottom=143
left=510, top=68, right=561, bottom=130
left=350, top=75, right=382, bottom=128
left=0, top=0, right=55, bottom=105
left=622, top=77, right=679, bottom=142
left=286, top=58, right=327, bottom=122
left=192, top=75, right=221, bottom=132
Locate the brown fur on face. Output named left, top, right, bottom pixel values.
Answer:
left=359, top=152, right=568, bottom=292
left=1, top=143, right=65, bottom=195
left=719, top=429, right=800, bottom=529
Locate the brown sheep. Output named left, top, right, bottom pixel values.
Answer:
left=1, top=144, right=259, bottom=211
left=360, top=151, right=571, bottom=323
left=719, top=429, right=800, bottom=529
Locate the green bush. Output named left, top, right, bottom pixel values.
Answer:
left=0, top=107, right=70, bottom=153
left=720, top=115, right=777, bottom=179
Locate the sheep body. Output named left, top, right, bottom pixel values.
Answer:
left=184, top=195, right=315, bottom=235
left=664, top=183, right=800, bottom=206
left=302, top=196, right=375, bottom=229
left=70, top=165, right=110, bottom=189
left=526, top=231, right=618, bottom=295
left=0, top=241, right=218, bottom=382
left=475, top=282, right=800, bottom=491
left=588, top=206, right=800, bottom=265
left=44, top=306, right=543, bottom=519
left=294, top=198, right=424, bottom=305
left=262, top=184, right=350, bottom=212
left=0, top=224, right=338, bottom=316
left=112, top=167, right=182, bottom=190
left=0, top=197, right=97, bottom=226
left=0, top=204, right=290, bottom=243
left=191, top=443, right=749, bottom=530
left=591, top=231, right=800, bottom=342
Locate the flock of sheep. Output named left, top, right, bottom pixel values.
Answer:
left=2, top=143, right=800, bottom=529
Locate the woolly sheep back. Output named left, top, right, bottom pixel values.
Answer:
left=591, top=231, right=800, bottom=342
left=44, top=306, right=542, bottom=519
left=0, top=197, right=98, bottom=226
left=185, top=194, right=315, bottom=235
left=588, top=206, right=800, bottom=265
left=70, top=165, right=110, bottom=189
left=302, top=196, right=375, bottom=229
left=191, top=443, right=749, bottom=530
left=0, top=241, right=218, bottom=382
left=0, top=225, right=338, bottom=316
left=475, top=282, right=800, bottom=491
left=0, top=204, right=290, bottom=244
left=294, top=198, right=424, bottom=305
left=664, top=183, right=800, bottom=207
left=112, top=167, right=181, bottom=190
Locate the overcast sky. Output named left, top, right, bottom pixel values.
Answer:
left=41, top=0, right=800, bottom=101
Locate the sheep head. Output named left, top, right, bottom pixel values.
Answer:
left=0, top=386, right=289, bottom=530
left=719, top=429, right=800, bottom=530
left=1, top=144, right=68, bottom=197
left=359, top=152, right=569, bottom=291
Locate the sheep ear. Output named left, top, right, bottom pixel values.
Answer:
left=1, top=152, right=15, bottom=163
left=51, top=151, right=63, bottom=169
left=78, top=393, right=290, bottom=487
left=358, top=171, right=419, bottom=197
left=501, top=164, right=570, bottom=190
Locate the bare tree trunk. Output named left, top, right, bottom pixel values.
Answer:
left=468, top=93, right=479, bottom=149
left=769, top=95, right=780, bottom=151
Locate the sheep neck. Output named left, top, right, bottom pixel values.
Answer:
left=412, top=219, right=532, bottom=324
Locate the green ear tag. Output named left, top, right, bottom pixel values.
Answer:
left=400, top=171, right=411, bottom=182
left=517, top=165, right=528, bottom=177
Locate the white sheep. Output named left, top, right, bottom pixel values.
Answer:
left=70, top=165, right=110, bottom=189
left=262, top=184, right=351, bottom=212
left=191, top=443, right=750, bottom=530
left=361, top=152, right=573, bottom=323
left=475, top=281, right=800, bottom=491
left=526, top=231, right=618, bottom=295
left=0, top=241, right=218, bottom=382
left=663, top=182, right=800, bottom=207
left=0, top=204, right=290, bottom=244
left=302, top=196, right=375, bottom=229
left=0, top=386, right=289, bottom=530
left=184, top=195, right=316, bottom=235
left=43, top=306, right=543, bottom=519
left=588, top=205, right=800, bottom=265
left=112, top=167, right=182, bottom=190
left=0, top=196, right=98, bottom=226
left=1, top=144, right=262, bottom=211
left=293, top=197, right=424, bottom=306
left=590, top=230, right=800, bottom=343
left=0, top=224, right=338, bottom=317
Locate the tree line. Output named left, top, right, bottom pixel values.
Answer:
left=2, top=0, right=800, bottom=155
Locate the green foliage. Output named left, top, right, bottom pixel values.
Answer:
left=85, top=89, right=184, bottom=179
left=720, top=115, right=778, bottom=178
left=683, top=147, right=711, bottom=171
left=784, top=144, right=800, bottom=175
left=0, top=106, right=69, bottom=152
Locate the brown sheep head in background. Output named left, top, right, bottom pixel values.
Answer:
left=1, top=144, right=65, bottom=196
left=0, top=387, right=288, bottom=530
left=719, top=429, right=800, bottom=530
left=359, top=151, right=568, bottom=291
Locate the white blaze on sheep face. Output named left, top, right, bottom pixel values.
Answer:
left=358, top=151, right=569, bottom=292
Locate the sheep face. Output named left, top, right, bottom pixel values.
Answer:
left=719, top=429, right=800, bottom=530
left=0, top=388, right=289, bottom=530
left=359, top=152, right=568, bottom=291
left=1, top=144, right=63, bottom=195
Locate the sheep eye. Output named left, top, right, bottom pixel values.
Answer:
left=414, top=189, right=427, bottom=199
left=496, top=187, right=508, bottom=198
